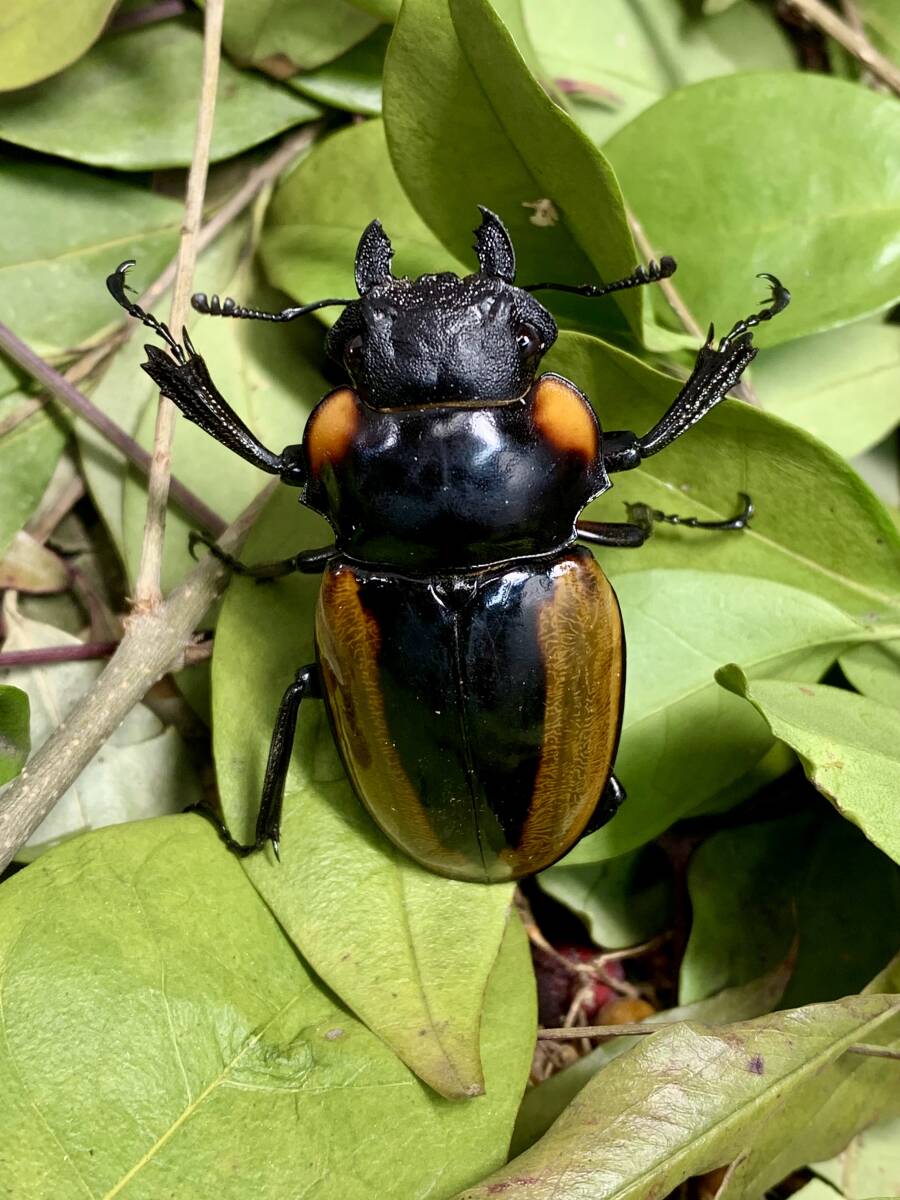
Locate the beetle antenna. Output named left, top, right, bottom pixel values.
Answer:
left=524, top=256, right=677, bottom=298
left=190, top=294, right=355, bottom=322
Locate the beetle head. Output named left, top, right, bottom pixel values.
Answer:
left=326, top=208, right=557, bottom=409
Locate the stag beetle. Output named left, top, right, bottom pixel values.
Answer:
left=108, top=207, right=789, bottom=884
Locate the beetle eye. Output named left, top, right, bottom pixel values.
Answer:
left=516, top=325, right=542, bottom=358
left=344, top=334, right=364, bottom=364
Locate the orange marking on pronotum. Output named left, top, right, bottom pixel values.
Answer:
left=306, top=387, right=359, bottom=479
left=531, top=374, right=599, bottom=461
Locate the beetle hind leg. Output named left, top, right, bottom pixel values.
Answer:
left=187, top=664, right=322, bottom=859
left=581, top=773, right=626, bottom=838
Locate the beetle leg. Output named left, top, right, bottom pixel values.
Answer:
left=576, top=520, right=648, bottom=548
left=581, top=773, right=626, bottom=836
left=600, top=277, right=790, bottom=469
left=188, top=532, right=336, bottom=579
left=577, top=494, right=752, bottom=547
left=187, top=664, right=322, bottom=859
left=637, top=276, right=789, bottom=458
left=625, top=493, right=753, bottom=534
left=107, top=262, right=306, bottom=486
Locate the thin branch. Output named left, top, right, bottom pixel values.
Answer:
left=784, top=0, right=900, bottom=94
left=140, top=123, right=321, bottom=316
left=627, top=209, right=703, bottom=340
left=0, top=482, right=275, bottom=873
left=0, top=643, right=119, bottom=669
left=627, top=208, right=762, bottom=406
left=538, top=1023, right=660, bottom=1040
left=0, top=322, right=225, bottom=537
left=134, top=0, right=224, bottom=609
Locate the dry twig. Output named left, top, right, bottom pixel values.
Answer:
left=0, top=482, right=275, bottom=872
left=784, top=0, right=900, bottom=94
left=134, top=0, right=224, bottom=609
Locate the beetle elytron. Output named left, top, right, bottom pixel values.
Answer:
left=108, top=208, right=788, bottom=884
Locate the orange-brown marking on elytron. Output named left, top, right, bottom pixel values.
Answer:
left=531, top=374, right=599, bottom=462
left=315, top=565, right=467, bottom=873
left=507, top=554, right=623, bottom=874
left=306, top=387, right=360, bottom=479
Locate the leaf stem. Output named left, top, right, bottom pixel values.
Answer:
left=0, top=322, right=225, bottom=537
left=134, top=0, right=225, bottom=610
left=0, top=483, right=275, bottom=873
left=784, top=0, right=900, bottom=94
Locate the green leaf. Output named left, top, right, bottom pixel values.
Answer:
left=545, top=332, right=900, bottom=618
left=0, top=156, right=181, bottom=356
left=0, top=599, right=202, bottom=860
left=538, top=845, right=673, bottom=950
left=718, top=667, right=900, bottom=865
left=523, top=0, right=793, bottom=146
left=454, top=995, right=900, bottom=1200
left=262, top=119, right=465, bottom=317
left=212, top=491, right=524, bottom=1098
left=383, top=0, right=642, bottom=340
left=712, top=965, right=900, bottom=1199
left=814, top=1115, right=900, bottom=1200
left=0, top=19, right=320, bottom=171
left=753, top=319, right=900, bottom=458
left=512, top=957, right=793, bottom=1157
left=605, top=74, right=900, bottom=345
left=0, top=0, right=117, bottom=91
left=220, top=0, right=379, bottom=72
left=681, top=808, right=900, bottom=1010
left=840, top=640, right=900, bottom=712
left=0, top=683, right=29, bottom=785
left=350, top=0, right=400, bottom=19
left=287, top=25, right=388, bottom=114
left=0, top=396, right=67, bottom=558
left=561, top=571, right=868, bottom=862
left=0, top=817, right=535, bottom=1198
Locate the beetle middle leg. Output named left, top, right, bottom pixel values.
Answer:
left=189, top=533, right=336, bottom=580
left=577, top=493, right=752, bottom=548
left=188, top=664, right=322, bottom=859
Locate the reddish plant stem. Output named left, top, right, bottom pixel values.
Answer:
left=0, top=643, right=119, bottom=669
left=0, top=321, right=225, bottom=537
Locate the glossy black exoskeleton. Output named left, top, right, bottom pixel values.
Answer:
left=108, top=208, right=789, bottom=883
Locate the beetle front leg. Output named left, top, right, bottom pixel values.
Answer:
left=189, top=533, right=336, bottom=579
left=107, top=262, right=306, bottom=486
left=602, top=275, right=790, bottom=469
left=188, top=664, right=322, bottom=859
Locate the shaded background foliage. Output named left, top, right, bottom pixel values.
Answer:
left=0, top=1, right=898, bottom=1197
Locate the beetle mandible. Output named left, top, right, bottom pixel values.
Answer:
left=107, top=207, right=789, bottom=884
